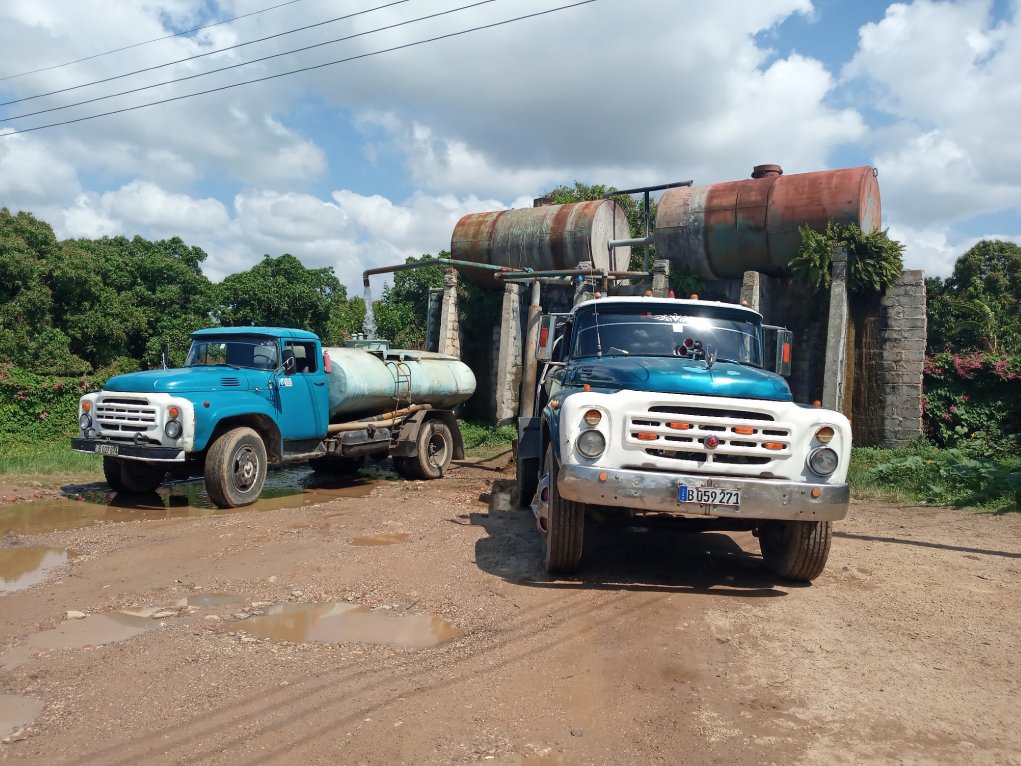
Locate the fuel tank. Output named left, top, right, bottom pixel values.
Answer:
left=323, top=348, right=476, bottom=422
left=450, top=199, right=632, bottom=287
left=654, top=165, right=881, bottom=279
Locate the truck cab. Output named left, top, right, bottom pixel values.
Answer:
left=517, top=297, right=851, bottom=581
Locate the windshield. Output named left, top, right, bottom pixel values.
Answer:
left=573, top=306, right=762, bottom=365
left=184, top=339, right=279, bottom=371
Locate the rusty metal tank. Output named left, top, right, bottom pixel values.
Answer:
left=654, top=165, right=881, bottom=280
left=450, top=200, right=632, bottom=286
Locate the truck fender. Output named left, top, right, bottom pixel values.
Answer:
left=205, top=413, right=282, bottom=463
left=393, top=410, right=465, bottom=460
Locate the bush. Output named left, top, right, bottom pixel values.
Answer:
left=791, top=221, right=904, bottom=295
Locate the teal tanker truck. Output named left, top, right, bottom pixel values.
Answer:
left=71, top=327, right=475, bottom=507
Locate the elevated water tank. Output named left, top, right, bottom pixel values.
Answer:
left=654, top=165, right=881, bottom=280
left=450, top=200, right=632, bottom=286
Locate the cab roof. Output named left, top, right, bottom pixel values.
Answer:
left=572, top=296, right=762, bottom=320
left=191, top=327, right=321, bottom=341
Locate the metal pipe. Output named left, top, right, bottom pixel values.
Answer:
left=329, top=417, right=399, bottom=433
left=604, top=180, right=693, bottom=197
left=327, top=403, right=432, bottom=434
left=519, top=279, right=542, bottom=419
left=495, top=269, right=649, bottom=281
left=609, top=236, right=654, bottom=249
left=362, top=258, right=526, bottom=287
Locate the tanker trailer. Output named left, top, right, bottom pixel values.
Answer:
left=71, top=327, right=476, bottom=508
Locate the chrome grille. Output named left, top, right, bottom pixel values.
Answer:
left=95, top=397, right=158, bottom=433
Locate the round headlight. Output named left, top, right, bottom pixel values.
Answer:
left=577, top=429, right=606, bottom=459
left=815, top=426, right=835, bottom=444
left=79, top=413, right=91, bottom=430
left=808, top=447, right=839, bottom=476
left=165, top=419, right=182, bottom=439
left=583, top=409, right=602, bottom=426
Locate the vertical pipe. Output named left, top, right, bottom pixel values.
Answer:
left=643, top=190, right=651, bottom=272
left=519, top=279, right=542, bottom=418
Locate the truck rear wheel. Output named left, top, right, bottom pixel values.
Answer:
left=205, top=427, right=267, bottom=508
left=759, top=520, right=832, bottom=582
left=544, top=447, right=584, bottom=574
left=394, top=421, right=453, bottom=480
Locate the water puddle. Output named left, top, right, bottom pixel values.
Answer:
left=0, top=694, right=43, bottom=738
left=350, top=532, right=409, bottom=547
left=0, top=612, right=167, bottom=669
left=119, top=592, right=247, bottom=618
left=242, top=603, right=463, bottom=649
left=0, top=547, right=78, bottom=595
left=0, top=467, right=377, bottom=535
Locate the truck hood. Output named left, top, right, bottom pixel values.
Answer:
left=104, top=367, right=261, bottom=394
left=566, top=356, right=792, bottom=402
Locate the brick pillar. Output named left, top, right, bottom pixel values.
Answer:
left=495, top=281, right=523, bottom=424
left=822, top=246, right=850, bottom=413
left=438, top=269, right=461, bottom=358
left=651, top=259, right=671, bottom=298
left=879, top=271, right=926, bottom=446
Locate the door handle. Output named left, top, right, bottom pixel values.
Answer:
left=314, top=380, right=325, bottom=386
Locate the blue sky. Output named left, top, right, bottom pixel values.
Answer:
left=1, top=0, right=1019, bottom=289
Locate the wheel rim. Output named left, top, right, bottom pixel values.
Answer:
left=427, top=430, right=449, bottom=469
left=231, top=445, right=260, bottom=492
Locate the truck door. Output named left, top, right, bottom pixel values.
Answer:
left=276, top=340, right=329, bottom=444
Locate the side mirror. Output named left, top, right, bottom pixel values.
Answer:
left=762, top=325, right=793, bottom=377
left=535, top=315, right=558, bottom=362
left=283, top=355, right=296, bottom=374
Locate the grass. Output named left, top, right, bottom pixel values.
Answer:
left=459, top=420, right=517, bottom=456
left=0, top=440, right=104, bottom=477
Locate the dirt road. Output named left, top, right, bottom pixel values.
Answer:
left=1, top=454, right=1018, bottom=765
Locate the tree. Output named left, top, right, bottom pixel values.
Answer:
left=214, top=254, right=347, bottom=340
left=372, top=254, right=447, bottom=348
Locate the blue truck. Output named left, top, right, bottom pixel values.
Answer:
left=72, top=327, right=476, bottom=507
left=516, top=296, right=850, bottom=581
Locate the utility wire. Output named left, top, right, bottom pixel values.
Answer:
left=0, top=0, right=307, bottom=83
left=5, top=0, right=497, bottom=123
left=0, top=0, right=412, bottom=107
left=0, top=0, right=596, bottom=138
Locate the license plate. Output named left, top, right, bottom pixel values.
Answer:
left=94, top=444, right=119, bottom=455
left=678, top=485, right=741, bottom=506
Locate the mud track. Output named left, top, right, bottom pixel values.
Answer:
left=1, top=453, right=1018, bottom=764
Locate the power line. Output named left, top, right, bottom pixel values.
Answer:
left=0, top=0, right=412, bottom=107
left=0, top=0, right=307, bottom=83
left=0, top=0, right=597, bottom=138
left=5, top=0, right=497, bottom=123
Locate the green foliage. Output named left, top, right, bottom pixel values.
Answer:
left=922, top=351, right=1020, bottom=456
left=851, top=445, right=1020, bottom=511
left=0, top=364, right=110, bottom=447
left=926, top=240, right=1021, bottom=354
left=458, top=420, right=516, bottom=453
left=0, top=441, right=103, bottom=476
left=215, top=253, right=346, bottom=341
left=791, top=221, right=904, bottom=294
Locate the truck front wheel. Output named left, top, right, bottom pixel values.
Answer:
left=204, top=427, right=267, bottom=508
left=758, top=520, right=832, bottom=582
left=102, top=456, right=127, bottom=493
left=543, top=447, right=584, bottom=574
left=105, top=457, right=166, bottom=494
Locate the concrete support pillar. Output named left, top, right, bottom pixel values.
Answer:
left=437, top=269, right=461, bottom=358
left=822, top=246, right=850, bottom=413
left=652, top=259, right=671, bottom=298
left=424, top=287, right=443, bottom=353
left=740, top=271, right=761, bottom=311
left=519, top=279, right=542, bottom=419
left=879, top=270, right=927, bottom=447
left=495, top=281, right=523, bottom=424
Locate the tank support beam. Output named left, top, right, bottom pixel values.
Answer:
left=362, top=258, right=526, bottom=288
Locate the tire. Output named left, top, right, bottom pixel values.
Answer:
left=204, top=427, right=267, bottom=508
left=118, top=461, right=166, bottom=494
left=103, top=457, right=127, bottom=492
left=516, top=455, right=539, bottom=509
left=543, top=446, right=584, bottom=573
left=308, top=455, right=365, bottom=475
left=759, top=520, right=833, bottom=582
left=394, top=421, right=453, bottom=480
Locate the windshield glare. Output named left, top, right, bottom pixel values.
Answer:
left=185, top=339, right=279, bottom=370
left=573, top=308, right=762, bottom=365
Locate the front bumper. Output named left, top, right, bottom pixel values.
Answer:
left=71, top=438, right=185, bottom=462
left=558, top=464, right=849, bottom=521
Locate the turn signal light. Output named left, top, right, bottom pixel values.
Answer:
left=815, top=426, right=835, bottom=444
left=82, top=401, right=91, bottom=412
left=636, top=432, right=658, bottom=441
left=763, top=442, right=786, bottom=451
left=167, top=406, right=181, bottom=419
left=733, top=426, right=755, bottom=435
left=668, top=422, right=691, bottom=430
left=583, top=409, right=602, bottom=426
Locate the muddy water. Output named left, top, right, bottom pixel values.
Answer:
left=0, top=547, right=78, bottom=595
left=0, top=694, right=43, bottom=738
left=242, top=603, right=463, bottom=649
left=0, top=613, right=166, bottom=669
left=350, top=532, right=409, bottom=547
left=0, top=467, right=377, bottom=535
